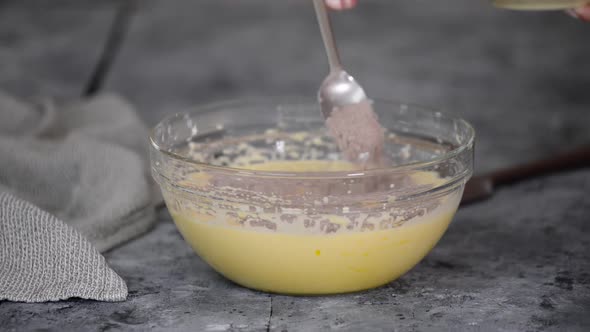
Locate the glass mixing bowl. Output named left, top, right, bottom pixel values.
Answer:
left=150, top=98, right=474, bottom=295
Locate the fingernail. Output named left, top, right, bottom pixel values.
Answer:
left=325, top=0, right=357, bottom=10
left=325, top=0, right=343, bottom=10
left=341, top=0, right=357, bottom=9
left=565, top=8, right=579, bottom=18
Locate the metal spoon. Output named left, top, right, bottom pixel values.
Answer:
left=312, top=0, right=368, bottom=119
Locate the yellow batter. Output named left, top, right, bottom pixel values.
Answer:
left=169, top=161, right=459, bottom=295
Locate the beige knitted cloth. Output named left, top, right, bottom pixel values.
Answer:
left=0, top=92, right=157, bottom=302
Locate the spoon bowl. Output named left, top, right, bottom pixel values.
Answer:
left=313, top=0, right=369, bottom=119
left=318, top=70, right=367, bottom=119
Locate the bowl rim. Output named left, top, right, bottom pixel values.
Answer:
left=149, top=96, right=475, bottom=179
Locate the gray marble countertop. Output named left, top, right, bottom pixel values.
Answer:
left=1, top=1, right=589, bottom=331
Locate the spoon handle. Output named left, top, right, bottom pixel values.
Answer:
left=313, top=0, right=342, bottom=72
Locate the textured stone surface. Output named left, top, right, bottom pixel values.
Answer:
left=0, top=0, right=589, bottom=331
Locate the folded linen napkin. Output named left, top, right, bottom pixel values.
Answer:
left=0, top=92, right=157, bottom=302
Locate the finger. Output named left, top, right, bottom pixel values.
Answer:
left=566, top=5, right=590, bottom=21
left=575, top=5, right=590, bottom=21
left=325, top=0, right=358, bottom=11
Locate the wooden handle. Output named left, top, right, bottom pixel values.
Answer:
left=488, top=144, right=590, bottom=186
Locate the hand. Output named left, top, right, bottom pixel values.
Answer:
left=568, top=5, right=590, bottom=21
left=325, top=0, right=358, bottom=10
